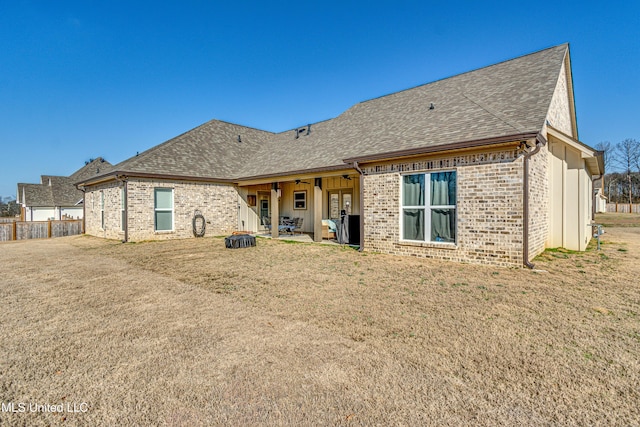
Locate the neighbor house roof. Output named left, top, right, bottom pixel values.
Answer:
left=69, top=157, right=114, bottom=182
left=17, top=183, right=55, bottom=207
left=19, top=158, right=113, bottom=207
left=77, top=44, right=583, bottom=185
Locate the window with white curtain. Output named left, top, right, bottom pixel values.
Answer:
left=401, top=171, right=456, bottom=243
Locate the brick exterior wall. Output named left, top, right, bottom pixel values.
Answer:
left=82, top=147, right=551, bottom=266
left=85, top=179, right=238, bottom=241
left=84, top=182, right=124, bottom=240
left=527, top=144, right=550, bottom=261
left=362, top=148, right=527, bottom=267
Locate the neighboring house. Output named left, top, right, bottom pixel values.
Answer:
left=76, top=44, right=604, bottom=267
left=594, top=188, right=608, bottom=213
left=17, top=158, right=113, bottom=221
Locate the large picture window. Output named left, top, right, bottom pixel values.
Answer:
left=401, top=171, right=456, bottom=243
left=154, top=188, right=173, bottom=231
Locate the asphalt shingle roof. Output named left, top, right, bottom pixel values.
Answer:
left=82, top=44, right=570, bottom=184
left=19, top=158, right=113, bottom=206
left=112, top=121, right=274, bottom=179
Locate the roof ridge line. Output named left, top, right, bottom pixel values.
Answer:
left=357, top=43, right=569, bottom=106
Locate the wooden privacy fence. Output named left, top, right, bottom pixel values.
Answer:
left=0, top=220, right=83, bottom=242
left=606, top=203, right=640, bottom=214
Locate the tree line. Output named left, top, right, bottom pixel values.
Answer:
left=0, top=196, right=19, bottom=217
left=596, top=138, right=640, bottom=204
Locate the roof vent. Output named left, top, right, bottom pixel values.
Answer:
left=429, top=103, right=435, bottom=110
left=238, top=135, right=242, bottom=143
left=295, top=124, right=311, bottom=139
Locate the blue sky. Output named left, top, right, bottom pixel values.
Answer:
left=1, top=1, right=639, bottom=197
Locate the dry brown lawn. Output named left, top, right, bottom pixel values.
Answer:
left=1, top=213, right=639, bottom=426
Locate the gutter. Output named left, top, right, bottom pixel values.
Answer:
left=76, top=170, right=237, bottom=188
left=523, top=134, right=547, bottom=269
left=353, top=161, right=365, bottom=252
left=344, top=132, right=538, bottom=164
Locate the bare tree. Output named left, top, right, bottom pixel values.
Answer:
left=595, top=141, right=613, bottom=171
left=632, top=139, right=640, bottom=174
left=0, top=196, right=20, bottom=217
left=613, top=139, right=640, bottom=205
left=597, top=141, right=614, bottom=202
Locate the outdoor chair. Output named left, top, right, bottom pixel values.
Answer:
left=262, top=216, right=272, bottom=232
left=293, top=217, right=303, bottom=234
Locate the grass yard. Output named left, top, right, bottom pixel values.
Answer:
left=1, top=213, right=639, bottom=426
left=596, top=212, right=640, bottom=227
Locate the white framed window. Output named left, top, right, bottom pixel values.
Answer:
left=154, top=188, right=173, bottom=231
left=401, top=171, right=457, bottom=243
left=100, top=191, right=105, bottom=229
left=293, top=190, right=307, bottom=210
left=120, top=188, right=126, bottom=232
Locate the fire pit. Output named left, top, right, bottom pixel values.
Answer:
left=225, top=234, right=256, bottom=249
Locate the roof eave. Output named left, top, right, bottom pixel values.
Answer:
left=547, top=126, right=604, bottom=175
left=75, top=170, right=237, bottom=188
left=343, top=132, right=540, bottom=164
left=236, top=164, right=351, bottom=185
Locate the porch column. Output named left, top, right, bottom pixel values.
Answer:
left=271, top=183, right=279, bottom=238
left=313, top=178, right=322, bottom=242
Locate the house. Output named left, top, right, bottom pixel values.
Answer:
left=75, top=44, right=604, bottom=267
left=594, top=188, right=608, bottom=214
left=17, top=158, right=113, bottom=221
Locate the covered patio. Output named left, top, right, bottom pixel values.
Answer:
left=236, top=172, right=361, bottom=245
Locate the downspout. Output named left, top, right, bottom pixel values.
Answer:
left=78, top=185, right=86, bottom=234
left=353, top=161, right=365, bottom=252
left=523, top=134, right=546, bottom=269
left=123, top=179, right=129, bottom=243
